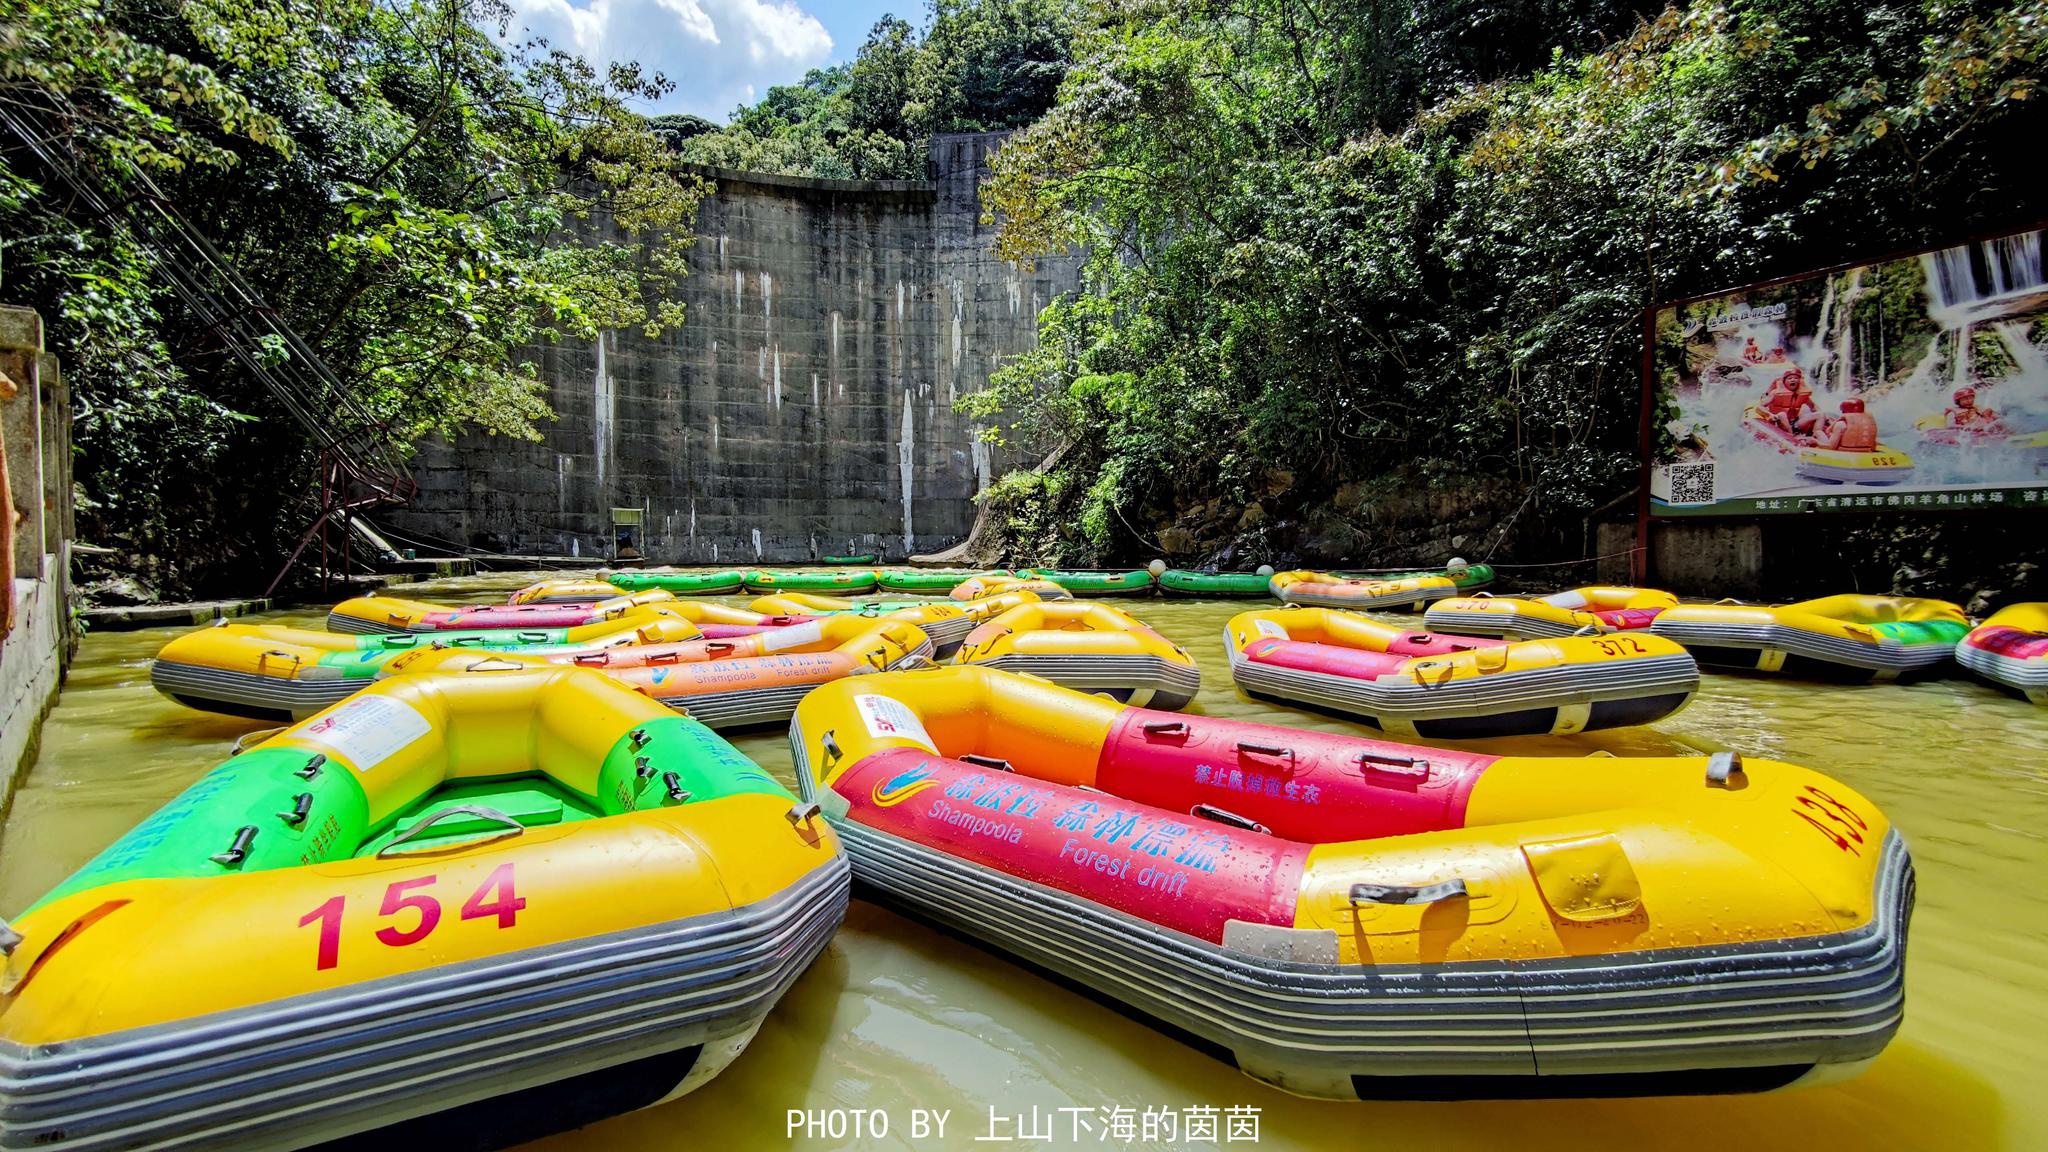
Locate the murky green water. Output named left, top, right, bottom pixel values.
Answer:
left=3, top=573, right=2044, bottom=1150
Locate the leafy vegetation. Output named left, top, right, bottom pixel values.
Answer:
left=671, top=0, right=1075, bottom=179
left=0, top=0, right=705, bottom=594
left=968, top=0, right=2047, bottom=565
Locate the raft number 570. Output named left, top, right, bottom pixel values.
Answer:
left=298, top=863, right=526, bottom=970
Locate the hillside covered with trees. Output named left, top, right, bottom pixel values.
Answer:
left=2, top=0, right=2043, bottom=596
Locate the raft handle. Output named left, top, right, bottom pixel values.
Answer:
left=279, top=793, right=315, bottom=827
left=630, top=728, right=650, bottom=748
left=296, top=754, right=327, bottom=780
left=1236, top=741, right=1294, bottom=762
left=960, top=753, right=1015, bottom=773
left=787, top=801, right=823, bottom=827
left=822, top=731, right=843, bottom=766
left=1357, top=752, right=1430, bottom=780
left=1192, top=803, right=1270, bottom=835
left=635, top=755, right=654, bottom=779
left=661, top=772, right=692, bottom=804
left=0, top=917, right=19, bottom=955
left=1141, top=721, right=1188, bottom=737
left=376, top=806, right=525, bottom=858
left=212, top=826, right=259, bottom=868
left=1349, top=879, right=1469, bottom=906
left=1706, top=751, right=1745, bottom=785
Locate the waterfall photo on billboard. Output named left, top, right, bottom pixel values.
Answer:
left=1649, top=224, right=2048, bottom=516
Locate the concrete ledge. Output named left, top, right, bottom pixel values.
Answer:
left=81, top=598, right=272, bottom=631
left=2, top=561, right=62, bottom=819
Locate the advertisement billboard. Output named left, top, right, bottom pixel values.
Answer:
left=1649, top=224, right=2048, bottom=516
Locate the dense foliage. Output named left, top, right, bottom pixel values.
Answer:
left=672, top=0, right=1075, bottom=179
left=967, top=0, right=2048, bottom=566
left=0, top=0, right=705, bottom=595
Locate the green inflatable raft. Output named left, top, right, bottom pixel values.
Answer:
left=744, top=569, right=882, bottom=594
left=1021, top=569, right=1157, bottom=597
left=605, top=568, right=747, bottom=595
left=1157, top=570, right=1274, bottom=598
left=823, top=554, right=879, bottom=565
left=875, top=568, right=999, bottom=595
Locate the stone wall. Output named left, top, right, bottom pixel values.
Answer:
left=1, top=303, right=73, bottom=812
left=386, top=132, right=1083, bottom=563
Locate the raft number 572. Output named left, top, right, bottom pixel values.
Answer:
left=298, top=863, right=526, bottom=970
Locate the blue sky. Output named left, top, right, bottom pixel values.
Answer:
left=500, top=0, right=923, bottom=121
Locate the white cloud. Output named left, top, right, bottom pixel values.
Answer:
left=502, top=0, right=834, bottom=119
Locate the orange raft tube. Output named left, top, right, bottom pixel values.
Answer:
left=1424, top=587, right=1680, bottom=640
left=790, top=667, right=1910, bottom=1098
left=390, top=615, right=933, bottom=729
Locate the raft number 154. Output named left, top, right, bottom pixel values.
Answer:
left=298, top=863, right=526, bottom=970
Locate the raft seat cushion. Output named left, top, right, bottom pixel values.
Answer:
left=1243, top=638, right=1410, bottom=681
left=1593, top=607, right=1664, bottom=630
left=1973, top=627, right=2048, bottom=659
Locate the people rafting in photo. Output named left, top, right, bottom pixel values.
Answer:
left=1816, top=396, right=1880, bottom=452
left=1759, top=365, right=1819, bottom=437
left=1945, top=386, right=2007, bottom=433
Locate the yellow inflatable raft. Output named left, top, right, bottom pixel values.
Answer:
left=1956, top=602, right=2048, bottom=703
left=1269, top=570, right=1459, bottom=611
left=506, top=578, right=628, bottom=605
left=1651, top=594, right=1970, bottom=680
left=789, top=667, right=1909, bottom=1097
left=949, top=574, right=1072, bottom=602
left=0, top=667, right=846, bottom=1149
left=1424, top=586, right=1680, bottom=640
left=954, top=600, right=1201, bottom=709
left=327, top=589, right=677, bottom=634
left=1226, top=606, right=1696, bottom=737
left=388, top=615, right=933, bottom=729
left=748, top=592, right=987, bottom=657
left=152, top=613, right=704, bottom=720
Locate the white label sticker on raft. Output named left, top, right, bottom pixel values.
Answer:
left=297, top=695, right=433, bottom=771
left=1253, top=618, right=1289, bottom=639
left=853, top=694, right=937, bottom=752
left=761, top=619, right=827, bottom=653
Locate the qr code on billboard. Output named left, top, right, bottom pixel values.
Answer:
left=1668, top=462, right=1715, bottom=505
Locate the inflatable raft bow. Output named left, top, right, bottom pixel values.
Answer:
left=1157, top=570, right=1274, bottom=598
left=789, top=667, right=1909, bottom=1099
left=0, top=667, right=846, bottom=1150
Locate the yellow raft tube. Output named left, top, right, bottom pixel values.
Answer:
left=1424, top=586, right=1681, bottom=640
left=0, top=667, right=847, bottom=1150
left=954, top=600, right=1201, bottom=709
left=1651, top=594, right=1970, bottom=680
left=789, top=667, right=1910, bottom=1098
left=1225, top=606, right=1696, bottom=738
left=949, top=574, right=1072, bottom=602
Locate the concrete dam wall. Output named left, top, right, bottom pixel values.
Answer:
left=385, top=132, right=1083, bottom=563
